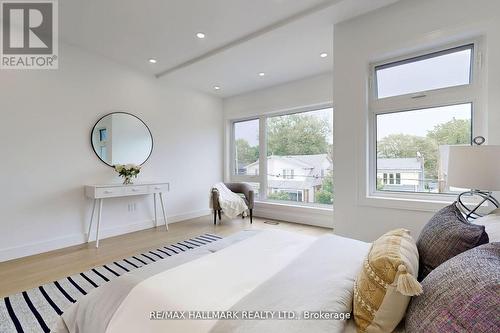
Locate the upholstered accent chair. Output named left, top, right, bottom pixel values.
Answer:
left=211, top=183, right=254, bottom=225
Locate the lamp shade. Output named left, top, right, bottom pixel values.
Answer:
left=447, top=145, right=500, bottom=191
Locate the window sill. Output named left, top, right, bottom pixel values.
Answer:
left=358, top=194, right=456, bottom=212
left=255, top=200, right=333, bottom=211
left=254, top=201, right=333, bottom=228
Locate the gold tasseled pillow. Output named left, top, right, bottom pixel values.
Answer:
left=353, top=229, right=422, bottom=333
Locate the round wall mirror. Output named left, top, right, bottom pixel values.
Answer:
left=91, top=112, right=153, bottom=166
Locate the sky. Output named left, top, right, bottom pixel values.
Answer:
left=377, top=48, right=471, bottom=98
left=234, top=118, right=259, bottom=146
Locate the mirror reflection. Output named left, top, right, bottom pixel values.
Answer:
left=91, top=112, right=153, bottom=166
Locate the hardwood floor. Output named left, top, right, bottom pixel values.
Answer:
left=0, top=215, right=332, bottom=297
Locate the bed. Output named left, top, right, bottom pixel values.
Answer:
left=53, top=229, right=374, bottom=333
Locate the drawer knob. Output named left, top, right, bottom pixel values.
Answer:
left=132, top=189, right=140, bottom=192
left=155, top=187, right=161, bottom=190
left=104, top=190, right=113, bottom=194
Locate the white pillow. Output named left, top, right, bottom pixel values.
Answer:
left=473, top=208, right=500, bottom=242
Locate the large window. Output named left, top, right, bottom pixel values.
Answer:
left=231, top=107, right=333, bottom=208
left=370, top=41, right=481, bottom=198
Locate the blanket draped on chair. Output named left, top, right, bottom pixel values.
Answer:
left=210, top=182, right=248, bottom=218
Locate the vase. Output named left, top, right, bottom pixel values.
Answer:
left=122, top=175, right=133, bottom=185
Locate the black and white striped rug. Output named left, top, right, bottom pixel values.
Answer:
left=0, top=233, right=222, bottom=333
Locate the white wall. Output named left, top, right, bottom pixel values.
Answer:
left=0, top=43, right=223, bottom=261
left=223, top=72, right=334, bottom=227
left=223, top=72, right=333, bottom=119
left=333, top=0, right=500, bottom=241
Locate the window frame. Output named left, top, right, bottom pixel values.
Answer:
left=98, top=128, right=107, bottom=142
left=229, top=103, right=333, bottom=205
left=368, top=39, right=485, bottom=202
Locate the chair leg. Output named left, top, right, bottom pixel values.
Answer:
left=213, top=210, right=217, bottom=225
left=218, top=210, right=222, bottom=220
left=250, top=209, right=253, bottom=224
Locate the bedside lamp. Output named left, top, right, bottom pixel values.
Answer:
left=447, top=136, right=500, bottom=220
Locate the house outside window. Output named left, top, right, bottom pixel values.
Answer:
left=282, top=169, right=294, bottom=179
left=378, top=162, right=421, bottom=191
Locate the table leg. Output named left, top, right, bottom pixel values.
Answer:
left=96, top=198, right=103, bottom=248
left=159, top=192, right=168, bottom=231
left=87, top=199, right=97, bottom=243
left=154, top=193, right=158, bottom=227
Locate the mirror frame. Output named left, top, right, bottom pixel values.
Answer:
left=90, top=111, right=154, bottom=167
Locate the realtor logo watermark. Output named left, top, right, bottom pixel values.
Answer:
left=1, top=0, right=58, bottom=69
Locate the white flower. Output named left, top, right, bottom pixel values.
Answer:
left=114, top=165, right=124, bottom=172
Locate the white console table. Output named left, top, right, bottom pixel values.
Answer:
left=85, top=182, right=170, bottom=248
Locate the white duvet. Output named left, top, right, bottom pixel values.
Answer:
left=104, top=230, right=370, bottom=333
left=105, top=230, right=314, bottom=332
left=56, top=230, right=372, bottom=333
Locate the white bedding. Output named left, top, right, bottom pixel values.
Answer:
left=56, top=230, right=373, bottom=333
left=106, top=230, right=315, bottom=333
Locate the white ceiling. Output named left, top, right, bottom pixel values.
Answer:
left=60, top=0, right=399, bottom=97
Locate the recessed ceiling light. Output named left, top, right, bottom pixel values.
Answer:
left=320, top=52, right=328, bottom=58
left=214, top=86, right=221, bottom=91
left=196, top=32, right=206, bottom=39
left=148, top=58, right=157, bottom=64
left=258, top=72, right=265, bottom=77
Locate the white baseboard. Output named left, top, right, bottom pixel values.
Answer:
left=0, top=209, right=211, bottom=263
left=254, top=202, right=334, bottom=228
left=0, top=234, right=87, bottom=264
left=168, top=209, right=212, bottom=224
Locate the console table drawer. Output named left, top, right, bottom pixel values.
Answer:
left=85, top=183, right=169, bottom=199
left=95, top=187, right=124, bottom=198
left=124, top=186, right=149, bottom=196
left=149, top=184, right=169, bottom=193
